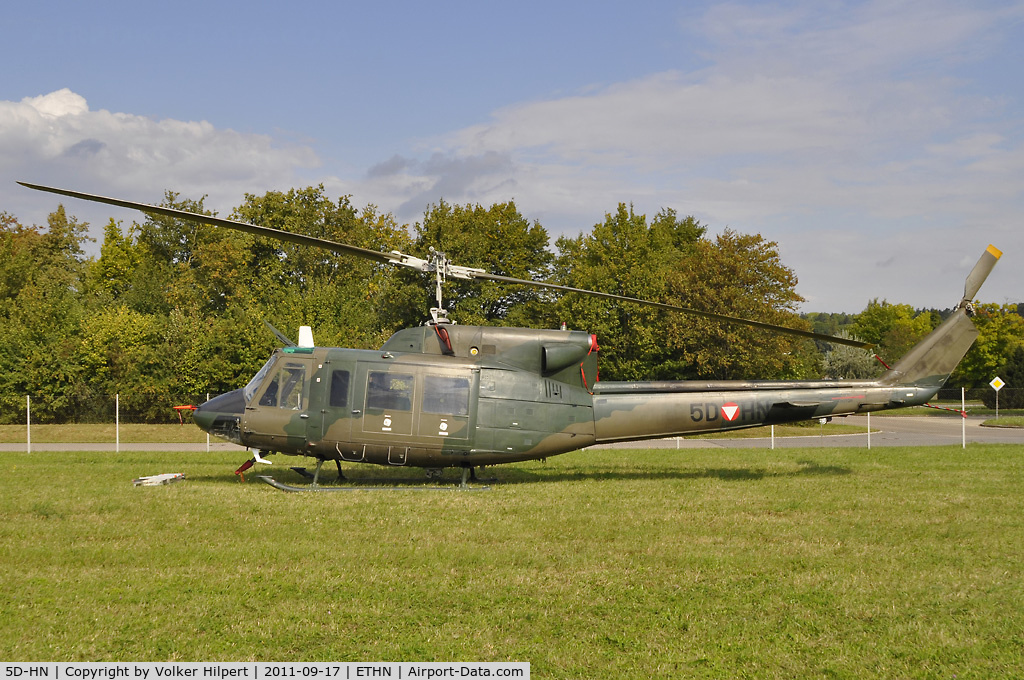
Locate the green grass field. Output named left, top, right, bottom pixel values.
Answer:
left=984, top=415, right=1024, bottom=428
left=2, top=446, right=1023, bottom=676
left=0, top=423, right=208, bottom=444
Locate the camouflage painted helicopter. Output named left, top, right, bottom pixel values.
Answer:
left=21, top=182, right=1001, bottom=489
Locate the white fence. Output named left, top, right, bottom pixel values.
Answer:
left=19, top=393, right=211, bottom=453
left=13, top=388, right=1022, bottom=453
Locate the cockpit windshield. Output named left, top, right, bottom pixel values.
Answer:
left=243, top=355, right=277, bottom=404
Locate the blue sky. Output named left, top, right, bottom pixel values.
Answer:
left=2, top=0, right=1022, bottom=312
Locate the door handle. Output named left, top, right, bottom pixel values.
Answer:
left=300, top=414, right=309, bottom=419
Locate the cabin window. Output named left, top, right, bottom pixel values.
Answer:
left=423, top=375, right=470, bottom=416
left=366, top=372, right=414, bottom=411
left=329, top=370, right=350, bottom=408
left=259, top=362, right=306, bottom=410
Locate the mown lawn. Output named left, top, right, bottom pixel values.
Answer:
left=1, top=446, right=1022, bottom=677
left=0, top=423, right=208, bottom=444
left=983, top=415, right=1024, bottom=428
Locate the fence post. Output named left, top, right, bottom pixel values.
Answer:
left=116, top=393, right=120, bottom=454
left=26, top=395, right=31, bottom=454
left=962, top=387, right=966, bottom=449
left=867, top=411, right=871, bottom=450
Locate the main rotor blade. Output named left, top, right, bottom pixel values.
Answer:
left=963, top=244, right=1002, bottom=302
left=18, top=182, right=400, bottom=266
left=20, top=181, right=872, bottom=349
left=467, top=270, right=874, bottom=349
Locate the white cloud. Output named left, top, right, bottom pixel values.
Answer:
left=21, top=89, right=90, bottom=117
left=446, top=72, right=873, bottom=166
left=2, top=88, right=319, bottom=245
left=6, top=1, right=1022, bottom=313
left=352, top=1, right=1024, bottom=311
left=698, top=0, right=1007, bottom=74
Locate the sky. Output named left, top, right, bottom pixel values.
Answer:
left=2, top=0, right=1022, bottom=313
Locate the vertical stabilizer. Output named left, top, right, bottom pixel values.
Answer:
left=880, top=310, right=978, bottom=386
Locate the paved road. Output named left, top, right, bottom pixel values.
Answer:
left=597, top=415, right=1024, bottom=449
left=1, top=416, right=1021, bottom=453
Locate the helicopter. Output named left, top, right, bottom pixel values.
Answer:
left=19, top=182, right=1001, bottom=489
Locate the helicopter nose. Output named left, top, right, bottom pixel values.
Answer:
left=194, top=388, right=246, bottom=443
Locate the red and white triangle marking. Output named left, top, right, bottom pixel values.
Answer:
left=722, top=402, right=740, bottom=422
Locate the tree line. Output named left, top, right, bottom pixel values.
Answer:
left=2, top=186, right=1021, bottom=423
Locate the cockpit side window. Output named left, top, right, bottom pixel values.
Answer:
left=254, top=361, right=306, bottom=410
left=277, top=363, right=306, bottom=410
left=258, top=374, right=280, bottom=407
left=244, top=356, right=277, bottom=404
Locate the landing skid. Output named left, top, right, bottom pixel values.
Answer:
left=256, top=474, right=491, bottom=492
left=258, top=464, right=492, bottom=492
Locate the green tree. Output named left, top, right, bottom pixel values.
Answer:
left=233, top=186, right=413, bottom=349
left=822, top=332, right=883, bottom=379
left=0, top=207, right=91, bottom=422
left=803, top=312, right=857, bottom=337
left=989, top=344, right=1024, bottom=408
left=98, top=192, right=224, bottom=317
left=664, top=230, right=819, bottom=380
left=134, top=191, right=212, bottom=266
left=550, top=205, right=706, bottom=380
left=86, top=218, right=140, bottom=302
left=850, top=299, right=935, bottom=363
left=72, top=304, right=170, bottom=421
left=950, top=303, right=1024, bottom=388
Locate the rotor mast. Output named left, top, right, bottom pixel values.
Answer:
left=386, top=247, right=486, bottom=325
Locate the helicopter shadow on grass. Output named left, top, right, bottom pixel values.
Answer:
left=497, top=458, right=852, bottom=485
left=177, top=468, right=487, bottom=490
left=178, top=458, right=851, bottom=490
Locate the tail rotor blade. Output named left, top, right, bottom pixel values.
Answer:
left=963, top=244, right=1002, bottom=302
